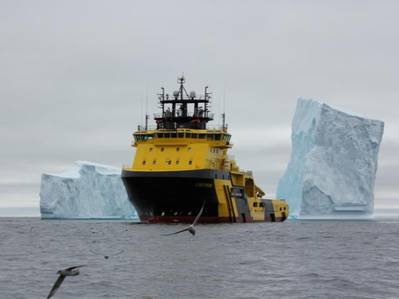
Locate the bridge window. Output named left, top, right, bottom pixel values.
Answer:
left=171, top=133, right=177, bottom=138
left=199, top=134, right=206, bottom=139
left=214, top=134, right=221, bottom=141
left=192, top=134, right=198, bottom=138
left=186, top=133, right=192, bottom=138
left=178, top=133, right=184, bottom=138
left=134, top=134, right=144, bottom=142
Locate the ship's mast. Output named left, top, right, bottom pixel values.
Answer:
left=154, top=76, right=214, bottom=130
left=145, top=114, right=149, bottom=130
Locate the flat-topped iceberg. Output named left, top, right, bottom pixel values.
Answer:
left=277, top=99, right=384, bottom=218
left=40, top=161, right=137, bottom=219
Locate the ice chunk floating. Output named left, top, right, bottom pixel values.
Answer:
left=277, top=99, right=384, bottom=218
left=40, top=161, right=137, bottom=219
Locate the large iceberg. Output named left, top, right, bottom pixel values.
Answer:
left=277, top=99, right=384, bottom=218
left=40, top=161, right=137, bottom=219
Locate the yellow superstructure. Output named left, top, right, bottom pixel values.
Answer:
left=132, top=129, right=231, bottom=171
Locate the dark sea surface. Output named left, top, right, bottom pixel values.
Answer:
left=1, top=218, right=398, bottom=299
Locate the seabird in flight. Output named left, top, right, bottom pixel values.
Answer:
left=89, top=249, right=125, bottom=259
left=47, top=265, right=86, bottom=299
left=162, top=201, right=205, bottom=236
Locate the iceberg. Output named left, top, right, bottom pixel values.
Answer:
left=40, top=161, right=137, bottom=219
left=277, top=99, right=384, bottom=218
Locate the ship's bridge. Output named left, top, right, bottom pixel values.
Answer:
left=133, top=129, right=231, bottom=146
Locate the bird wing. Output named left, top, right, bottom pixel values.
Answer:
left=47, top=275, right=65, bottom=299
left=65, top=265, right=86, bottom=271
left=112, top=250, right=125, bottom=256
left=89, top=249, right=101, bottom=256
left=192, top=201, right=206, bottom=225
left=90, top=249, right=124, bottom=256
left=161, top=226, right=191, bottom=236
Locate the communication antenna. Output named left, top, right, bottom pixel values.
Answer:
left=222, top=86, right=227, bottom=131
left=145, top=114, right=149, bottom=131
left=140, top=97, right=143, bottom=131
left=223, top=86, right=226, bottom=115
left=145, top=89, right=149, bottom=131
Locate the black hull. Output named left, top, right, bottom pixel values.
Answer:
left=121, top=169, right=228, bottom=223
left=121, top=169, right=287, bottom=223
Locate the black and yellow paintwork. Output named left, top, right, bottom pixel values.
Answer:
left=121, top=78, right=288, bottom=223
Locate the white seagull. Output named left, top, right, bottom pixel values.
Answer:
left=47, top=265, right=86, bottom=299
left=162, top=201, right=206, bottom=236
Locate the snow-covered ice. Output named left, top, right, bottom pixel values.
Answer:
left=277, top=99, right=384, bottom=218
left=40, top=161, right=137, bottom=219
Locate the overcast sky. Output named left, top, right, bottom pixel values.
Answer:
left=0, top=0, right=398, bottom=211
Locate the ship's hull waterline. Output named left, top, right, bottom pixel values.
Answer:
left=121, top=169, right=287, bottom=223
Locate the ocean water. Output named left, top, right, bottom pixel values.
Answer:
left=0, top=218, right=398, bottom=299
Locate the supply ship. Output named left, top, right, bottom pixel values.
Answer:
left=121, top=77, right=288, bottom=223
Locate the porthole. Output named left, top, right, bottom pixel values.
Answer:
left=161, top=147, right=164, bottom=152
left=167, top=160, right=171, bottom=165
left=142, top=160, right=146, bottom=165
left=152, top=160, right=156, bottom=165
left=188, top=147, right=192, bottom=151
left=176, top=147, right=180, bottom=152
left=176, top=160, right=180, bottom=165
left=149, top=147, right=153, bottom=152
left=188, top=160, right=192, bottom=165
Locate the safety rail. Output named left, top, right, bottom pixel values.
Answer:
left=136, top=125, right=227, bottom=132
